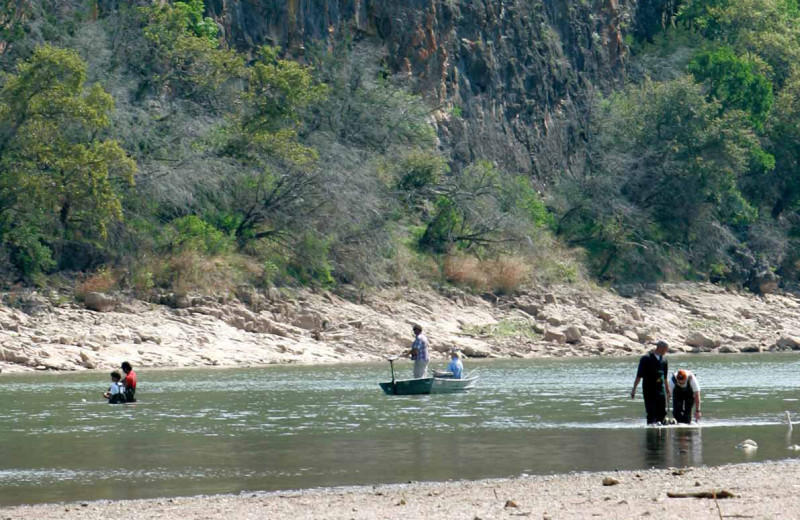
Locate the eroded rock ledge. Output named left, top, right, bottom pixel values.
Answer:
left=1, top=282, right=799, bottom=374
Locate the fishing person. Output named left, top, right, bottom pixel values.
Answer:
left=409, top=324, right=429, bottom=378
left=121, top=361, right=137, bottom=403
left=630, top=340, right=670, bottom=425
left=103, top=370, right=126, bottom=405
left=447, top=348, right=463, bottom=379
left=669, top=369, right=701, bottom=424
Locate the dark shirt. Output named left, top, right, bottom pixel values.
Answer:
left=636, top=352, right=667, bottom=395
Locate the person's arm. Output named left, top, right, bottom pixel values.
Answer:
left=694, top=391, right=701, bottom=422
left=631, top=376, right=641, bottom=399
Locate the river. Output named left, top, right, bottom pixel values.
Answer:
left=1, top=354, right=799, bottom=506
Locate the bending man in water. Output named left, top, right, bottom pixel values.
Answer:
left=630, top=340, right=670, bottom=425
left=669, top=369, right=701, bottom=424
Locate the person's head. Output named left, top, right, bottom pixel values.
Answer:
left=655, top=340, right=669, bottom=356
left=450, top=349, right=460, bottom=359
left=121, top=361, right=132, bottom=374
left=412, top=324, right=422, bottom=336
left=110, top=371, right=121, bottom=382
left=676, top=369, right=688, bottom=387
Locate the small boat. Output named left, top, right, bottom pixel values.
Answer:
left=430, top=370, right=479, bottom=394
left=378, top=358, right=478, bottom=395
left=378, top=357, right=433, bottom=395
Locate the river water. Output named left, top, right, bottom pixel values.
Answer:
left=1, top=354, right=799, bottom=506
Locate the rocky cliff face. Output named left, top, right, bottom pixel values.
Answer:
left=206, top=0, right=671, bottom=179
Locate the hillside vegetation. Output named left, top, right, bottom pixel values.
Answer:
left=1, top=0, right=800, bottom=297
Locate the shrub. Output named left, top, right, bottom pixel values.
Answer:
left=75, top=267, right=118, bottom=300
left=444, top=255, right=488, bottom=291
left=161, top=216, right=233, bottom=255
left=484, top=256, right=530, bottom=295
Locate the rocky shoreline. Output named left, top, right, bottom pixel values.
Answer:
left=2, top=282, right=800, bottom=374
left=2, top=460, right=798, bottom=519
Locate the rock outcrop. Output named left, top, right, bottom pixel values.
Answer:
left=205, top=0, right=671, bottom=179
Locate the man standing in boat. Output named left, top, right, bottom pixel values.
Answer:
left=409, top=324, right=429, bottom=378
left=630, top=340, right=670, bottom=425
left=668, top=369, right=701, bottom=424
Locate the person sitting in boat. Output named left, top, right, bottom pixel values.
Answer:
left=102, top=370, right=126, bottom=405
left=447, top=349, right=463, bottom=379
left=668, top=369, right=701, bottom=424
left=408, top=324, right=429, bottom=378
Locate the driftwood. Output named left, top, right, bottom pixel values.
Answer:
left=667, top=490, right=736, bottom=499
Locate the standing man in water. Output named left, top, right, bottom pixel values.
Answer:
left=668, top=369, right=701, bottom=424
left=630, top=340, right=670, bottom=425
left=121, top=361, right=137, bottom=403
left=409, top=324, right=429, bottom=379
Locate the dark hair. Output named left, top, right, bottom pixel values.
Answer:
left=121, top=361, right=132, bottom=372
left=110, top=371, right=121, bottom=381
left=412, top=324, right=422, bottom=332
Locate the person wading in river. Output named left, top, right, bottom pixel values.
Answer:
left=121, top=361, right=137, bottom=403
left=409, top=324, right=429, bottom=379
left=630, top=340, right=670, bottom=425
left=668, top=369, right=701, bottom=424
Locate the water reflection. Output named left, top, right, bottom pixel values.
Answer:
left=642, top=427, right=703, bottom=468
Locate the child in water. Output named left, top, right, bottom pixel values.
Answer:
left=103, top=371, right=126, bottom=404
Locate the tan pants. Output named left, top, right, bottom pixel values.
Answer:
left=413, top=359, right=428, bottom=378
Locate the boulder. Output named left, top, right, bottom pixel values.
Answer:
left=685, top=332, right=719, bottom=349
left=544, top=293, right=558, bottom=305
left=718, top=345, right=740, bottom=354
left=544, top=314, right=564, bottom=326
left=622, top=330, right=639, bottom=342
left=597, top=309, right=614, bottom=322
left=776, top=336, right=800, bottom=350
left=79, top=351, right=96, bottom=369
left=460, top=344, right=492, bottom=358
left=83, top=292, right=116, bottom=313
left=564, top=326, right=582, bottom=344
left=544, top=329, right=566, bottom=344
left=292, top=312, right=324, bottom=331
left=749, top=267, right=779, bottom=295
left=741, top=344, right=763, bottom=353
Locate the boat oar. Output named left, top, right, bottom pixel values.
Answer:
left=387, top=356, right=399, bottom=395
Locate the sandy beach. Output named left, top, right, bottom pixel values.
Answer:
left=1, top=460, right=798, bottom=519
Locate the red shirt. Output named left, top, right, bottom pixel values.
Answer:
left=123, top=370, right=137, bottom=390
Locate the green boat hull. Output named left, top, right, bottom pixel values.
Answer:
left=379, top=377, right=434, bottom=395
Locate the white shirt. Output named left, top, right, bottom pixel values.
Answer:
left=668, top=370, right=700, bottom=393
left=108, top=382, right=123, bottom=395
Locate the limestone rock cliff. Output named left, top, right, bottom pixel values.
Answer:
left=206, top=0, right=673, bottom=179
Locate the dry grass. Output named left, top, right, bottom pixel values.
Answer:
left=74, top=267, right=118, bottom=300
left=145, top=251, right=264, bottom=296
left=443, top=255, right=489, bottom=291
left=484, top=256, right=529, bottom=294
left=444, top=255, right=531, bottom=294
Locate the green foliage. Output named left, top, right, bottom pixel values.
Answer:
left=689, top=46, right=774, bottom=129
left=418, top=161, right=553, bottom=253
left=160, top=215, right=232, bottom=255
left=286, top=231, right=335, bottom=286
left=558, top=77, right=769, bottom=280
left=141, top=0, right=244, bottom=101
left=0, top=45, right=135, bottom=276
left=395, top=151, right=449, bottom=199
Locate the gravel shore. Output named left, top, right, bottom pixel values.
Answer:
left=2, top=460, right=798, bottom=519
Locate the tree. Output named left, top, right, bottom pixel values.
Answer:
left=220, top=46, right=328, bottom=245
left=141, top=0, right=244, bottom=103
left=0, top=45, right=136, bottom=276
left=688, top=46, right=774, bottom=129
left=557, top=77, right=771, bottom=280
